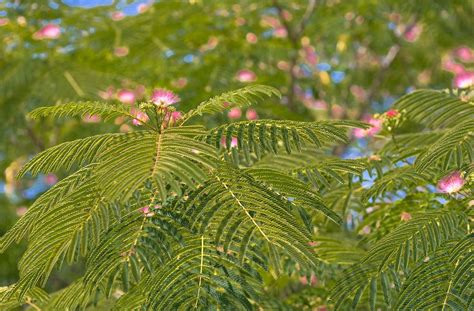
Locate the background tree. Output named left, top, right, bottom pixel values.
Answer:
left=0, top=0, right=472, bottom=309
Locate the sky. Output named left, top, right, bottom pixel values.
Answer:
left=62, top=0, right=152, bottom=15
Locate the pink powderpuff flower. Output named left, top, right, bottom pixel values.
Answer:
left=131, top=109, right=149, bottom=126
left=0, top=18, right=9, bottom=27
left=437, top=171, right=465, bottom=194
left=277, top=60, right=290, bottom=71
left=137, top=3, right=150, bottom=13
left=82, top=114, right=101, bottom=123
left=350, top=85, right=367, bottom=102
left=299, top=275, right=308, bottom=286
left=385, top=109, right=399, bottom=118
left=140, top=206, right=154, bottom=217
left=400, top=212, right=412, bottom=222
left=221, top=136, right=238, bottom=148
left=246, top=108, right=258, bottom=120
left=228, top=107, right=242, bottom=119
left=261, top=16, right=280, bottom=28
left=172, top=77, right=188, bottom=89
left=134, top=84, right=146, bottom=100
left=331, top=105, right=345, bottom=119
left=274, top=26, right=288, bottom=38
left=403, top=23, right=422, bottom=42
left=353, top=116, right=382, bottom=138
left=151, top=88, right=180, bottom=106
left=114, top=46, right=129, bottom=57
left=111, top=11, right=125, bottom=21
left=236, top=69, right=257, bottom=82
left=117, top=89, right=136, bottom=104
left=16, top=207, right=28, bottom=217
left=454, top=71, right=474, bottom=88
left=170, top=111, right=182, bottom=122
left=303, top=46, right=318, bottom=65
left=454, top=46, right=473, bottom=62
left=442, top=58, right=465, bottom=74
left=99, top=86, right=115, bottom=100
left=120, top=124, right=132, bottom=133
left=33, top=24, right=61, bottom=40
left=45, top=174, right=58, bottom=186
left=246, top=32, right=258, bottom=44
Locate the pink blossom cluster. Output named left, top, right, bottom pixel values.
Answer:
left=437, top=171, right=466, bottom=194
left=33, top=24, right=61, bottom=40
left=93, top=85, right=182, bottom=129
left=226, top=107, right=259, bottom=120
left=353, top=115, right=382, bottom=138
left=442, top=46, right=474, bottom=88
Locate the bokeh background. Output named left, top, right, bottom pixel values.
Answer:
left=0, top=0, right=472, bottom=296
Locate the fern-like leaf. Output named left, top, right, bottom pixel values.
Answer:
left=394, top=89, right=474, bottom=129
left=182, top=85, right=280, bottom=123
left=28, top=101, right=139, bottom=123
left=395, top=235, right=473, bottom=310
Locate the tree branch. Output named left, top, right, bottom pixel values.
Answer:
left=273, top=0, right=317, bottom=111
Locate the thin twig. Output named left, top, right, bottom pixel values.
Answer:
left=273, top=0, right=317, bottom=111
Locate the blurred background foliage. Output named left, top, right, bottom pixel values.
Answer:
left=0, top=0, right=472, bottom=305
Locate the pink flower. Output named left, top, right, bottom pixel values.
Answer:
left=308, top=241, right=319, bottom=247
left=350, top=85, right=367, bottom=102
left=140, top=206, right=154, bottom=217
left=299, top=275, right=308, bottom=285
left=274, top=26, right=288, bottom=38
left=236, top=69, right=257, bottom=82
left=221, top=136, right=238, bottom=148
left=82, top=114, right=101, bottom=123
left=404, top=24, right=422, bottom=42
left=437, top=171, right=465, bottom=193
left=246, top=108, right=258, bottom=120
left=310, top=273, right=317, bottom=286
left=45, top=174, right=58, bottom=186
left=151, top=88, right=180, bottom=106
left=400, top=212, right=412, bottom=222
left=170, top=111, right=182, bottom=122
left=137, top=3, right=150, bottom=13
left=303, top=46, right=318, bottom=65
left=117, top=89, right=136, bottom=104
left=134, top=84, right=146, bottom=100
left=16, top=207, right=28, bottom=217
left=385, top=109, right=399, bottom=118
left=246, top=32, right=258, bottom=44
left=277, top=61, right=290, bottom=71
left=454, top=46, right=473, bottom=62
left=331, top=105, right=345, bottom=119
left=0, top=18, right=9, bottom=27
left=131, top=109, right=149, bottom=126
left=442, top=59, right=465, bottom=74
left=228, top=107, right=242, bottom=119
left=172, top=77, right=188, bottom=89
left=111, top=11, right=125, bottom=21
left=99, top=86, right=115, bottom=100
left=454, top=71, right=474, bottom=88
left=33, top=24, right=61, bottom=40
left=114, top=46, right=129, bottom=57
left=353, top=116, right=382, bottom=138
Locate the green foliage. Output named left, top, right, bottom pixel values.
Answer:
left=1, top=85, right=473, bottom=309
left=2, top=86, right=360, bottom=309
left=1, top=0, right=473, bottom=309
